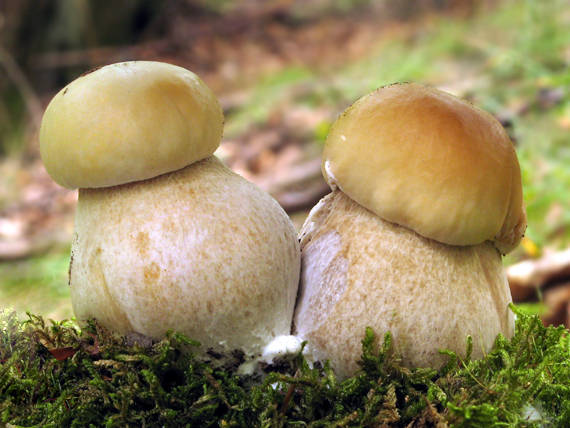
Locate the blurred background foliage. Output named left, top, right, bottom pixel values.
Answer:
left=0, top=0, right=569, bottom=320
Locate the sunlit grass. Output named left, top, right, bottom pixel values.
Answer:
left=224, top=67, right=316, bottom=137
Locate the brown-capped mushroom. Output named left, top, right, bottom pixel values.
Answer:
left=293, top=83, right=526, bottom=378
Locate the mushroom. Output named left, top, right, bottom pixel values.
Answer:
left=39, top=61, right=300, bottom=359
left=293, top=83, right=526, bottom=379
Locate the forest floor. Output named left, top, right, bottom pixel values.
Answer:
left=0, top=0, right=569, bottom=322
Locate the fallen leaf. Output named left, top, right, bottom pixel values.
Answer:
left=48, top=347, right=78, bottom=361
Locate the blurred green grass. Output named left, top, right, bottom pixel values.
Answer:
left=0, top=248, right=73, bottom=319
left=1, top=0, right=569, bottom=318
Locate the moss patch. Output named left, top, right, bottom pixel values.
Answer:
left=1, top=304, right=569, bottom=427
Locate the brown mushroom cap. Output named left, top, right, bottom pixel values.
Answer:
left=322, top=83, right=526, bottom=254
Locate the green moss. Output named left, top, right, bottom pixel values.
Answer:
left=1, top=305, right=569, bottom=427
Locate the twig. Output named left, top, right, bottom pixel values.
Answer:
left=0, top=46, right=43, bottom=131
left=507, top=249, right=570, bottom=301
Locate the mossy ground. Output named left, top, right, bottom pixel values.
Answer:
left=1, top=304, right=568, bottom=427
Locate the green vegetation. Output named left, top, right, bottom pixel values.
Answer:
left=0, top=250, right=72, bottom=320
left=1, top=305, right=568, bottom=427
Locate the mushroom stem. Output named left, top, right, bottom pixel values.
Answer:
left=71, top=156, right=300, bottom=358
left=294, top=190, right=514, bottom=379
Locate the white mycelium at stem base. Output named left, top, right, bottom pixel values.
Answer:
left=293, top=83, right=526, bottom=379
left=39, top=61, right=300, bottom=358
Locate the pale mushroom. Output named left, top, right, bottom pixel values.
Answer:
left=39, top=61, right=300, bottom=359
left=293, top=83, right=526, bottom=378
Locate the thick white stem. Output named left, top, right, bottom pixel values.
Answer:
left=294, top=190, right=514, bottom=379
left=71, top=156, right=300, bottom=359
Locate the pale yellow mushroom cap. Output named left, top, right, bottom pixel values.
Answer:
left=39, top=61, right=223, bottom=189
left=323, top=83, right=526, bottom=254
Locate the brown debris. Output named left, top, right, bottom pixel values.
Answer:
left=507, top=249, right=570, bottom=328
left=48, top=346, right=78, bottom=361
left=0, top=160, right=76, bottom=260
left=542, top=284, right=570, bottom=327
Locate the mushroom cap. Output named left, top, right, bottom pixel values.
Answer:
left=323, top=83, right=526, bottom=254
left=70, top=156, right=300, bottom=357
left=294, top=190, right=514, bottom=378
left=39, top=61, right=223, bottom=189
